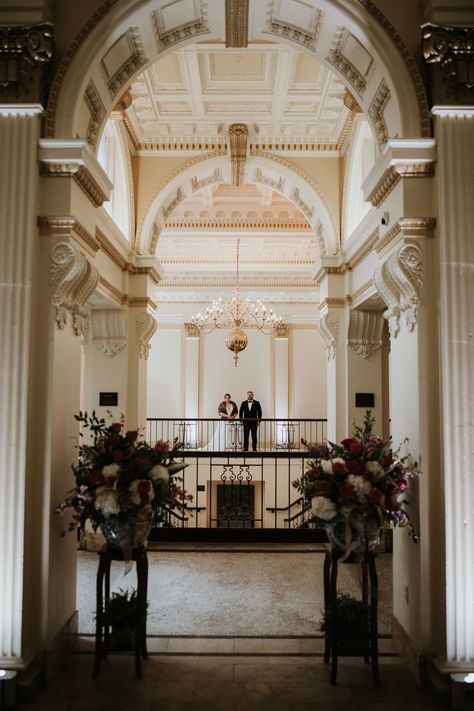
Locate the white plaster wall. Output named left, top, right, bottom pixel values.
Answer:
left=147, top=327, right=184, bottom=418
left=290, top=328, right=327, bottom=418
left=82, top=342, right=128, bottom=421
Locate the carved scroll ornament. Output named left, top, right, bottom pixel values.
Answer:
left=347, top=311, right=384, bottom=359
left=50, top=242, right=99, bottom=337
left=319, top=312, right=340, bottom=360
left=135, top=312, right=157, bottom=360
left=374, top=243, right=423, bottom=338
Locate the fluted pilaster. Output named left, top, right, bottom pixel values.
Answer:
left=0, top=106, right=42, bottom=666
left=434, top=107, right=474, bottom=667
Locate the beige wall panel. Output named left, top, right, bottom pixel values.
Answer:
left=147, top=327, right=184, bottom=419
left=290, top=328, right=327, bottom=419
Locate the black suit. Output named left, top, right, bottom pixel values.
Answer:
left=239, top=399, right=262, bottom=451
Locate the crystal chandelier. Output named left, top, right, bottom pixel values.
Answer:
left=191, top=238, right=283, bottom=365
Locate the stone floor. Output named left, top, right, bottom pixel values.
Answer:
left=15, top=635, right=450, bottom=711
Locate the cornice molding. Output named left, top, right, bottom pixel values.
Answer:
left=127, top=296, right=157, bottom=311
left=95, top=227, right=127, bottom=270
left=374, top=242, right=424, bottom=338
left=375, top=217, right=436, bottom=255
left=163, top=217, right=311, bottom=231
left=38, top=216, right=100, bottom=253
left=347, top=310, right=384, bottom=359
left=126, top=264, right=161, bottom=286
left=365, top=162, right=435, bottom=207
left=348, top=228, right=379, bottom=269
left=40, top=163, right=108, bottom=207
left=49, top=241, right=99, bottom=337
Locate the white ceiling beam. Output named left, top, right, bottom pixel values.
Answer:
left=181, top=47, right=205, bottom=119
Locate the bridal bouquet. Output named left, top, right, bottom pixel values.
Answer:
left=56, top=411, right=190, bottom=556
left=293, top=411, right=419, bottom=553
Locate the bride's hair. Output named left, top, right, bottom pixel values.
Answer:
left=224, top=393, right=231, bottom=398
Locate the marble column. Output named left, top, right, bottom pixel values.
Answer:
left=0, top=106, right=42, bottom=668
left=433, top=107, right=474, bottom=668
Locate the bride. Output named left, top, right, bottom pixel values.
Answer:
left=201, top=393, right=238, bottom=450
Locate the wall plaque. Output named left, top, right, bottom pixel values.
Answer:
left=99, top=392, right=118, bottom=406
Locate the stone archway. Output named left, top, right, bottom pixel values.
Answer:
left=48, top=0, right=429, bottom=152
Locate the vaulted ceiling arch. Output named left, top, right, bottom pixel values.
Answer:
left=48, top=0, right=429, bottom=148
left=137, top=152, right=338, bottom=257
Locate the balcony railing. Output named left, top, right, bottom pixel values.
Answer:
left=146, top=417, right=327, bottom=452
left=145, top=418, right=326, bottom=540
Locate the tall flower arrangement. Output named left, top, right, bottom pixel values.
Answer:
left=293, top=411, right=419, bottom=553
left=56, top=412, right=190, bottom=557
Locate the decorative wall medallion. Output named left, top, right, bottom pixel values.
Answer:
left=368, top=80, right=391, bottom=149
left=423, top=23, right=474, bottom=104
left=274, top=322, right=290, bottom=338
left=319, top=312, right=340, bottom=360
left=50, top=241, right=98, bottom=336
left=0, top=22, right=53, bottom=103
left=95, top=340, right=127, bottom=358
left=84, top=81, right=106, bottom=149
left=347, top=311, right=384, bottom=359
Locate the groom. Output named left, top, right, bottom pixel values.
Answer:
left=239, top=390, right=262, bottom=451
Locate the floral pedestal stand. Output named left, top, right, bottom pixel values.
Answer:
left=323, top=545, right=379, bottom=685
left=93, top=547, right=149, bottom=679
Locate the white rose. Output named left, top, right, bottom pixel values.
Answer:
left=94, top=487, right=120, bottom=515
left=311, top=496, right=337, bottom=520
left=347, top=474, right=371, bottom=501
left=149, top=464, right=169, bottom=483
left=321, top=460, right=333, bottom=474
left=102, top=463, right=120, bottom=479
left=366, top=461, right=384, bottom=478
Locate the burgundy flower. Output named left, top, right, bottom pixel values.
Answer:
left=349, top=441, right=363, bottom=456
left=368, top=487, right=383, bottom=504
left=111, top=422, right=122, bottom=433
left=340, top=483, right=356, bottom=499
left=154, top=440, right=170, bottom=456
left=114, top=450, right=125, bottom=462
left=90, top=470, right=105, bottom=487
left=346, top=459, right=364, bottom=476
left=126, top=430, right=139, bottom=442
left=313, top=480, right=332, bottom=496
left=332, top=461, right=347, bottom=476
left=306, top=468, right=321, bottom=480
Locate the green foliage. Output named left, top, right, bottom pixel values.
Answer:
left=101, top=588, right=148, bottom=630
left=320, top=593, right=370, bottom=640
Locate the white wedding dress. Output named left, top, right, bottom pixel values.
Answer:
left=201, top=404, right=238, bottom=451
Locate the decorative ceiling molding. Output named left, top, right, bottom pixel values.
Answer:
left=368, top=80, right=391, bottom=148
left=151, top=1, right=210, bottom=51
left=422, top=22, right=474, bottom=105
left=326, top=27, right=373, bottom=98
left=38, top=216, right=100, bottom=255
left=225, top=0, right=249, bottom=48
left=163, top=216, right=310, bottom=231
left=366, top=163, right=435, bottom=208
left=374, top=242, right=423, bottom=337
left=50, top=240, right=99, bottom=338
left=229, top=123, right=248, bottom=187
left=318, top=311, right=340, bottom=360
left=347, top=310, right=384, bottom=359
left=264, top=0, right=323, bottom=49
left=102, top=27, right=148, bottom=98
left=84, top=80, right=106, bottom=149
left=126, top=264, right=161, bottom=286
left=0, top=22, right=53, bottom=104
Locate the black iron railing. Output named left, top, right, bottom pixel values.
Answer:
left=147, top=417, right=327, bottom=452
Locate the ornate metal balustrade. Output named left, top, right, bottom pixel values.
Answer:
left=147, top=417, right=327, bottom=452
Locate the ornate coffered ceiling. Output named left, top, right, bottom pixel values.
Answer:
left=124, top=42, right=350, bottom=153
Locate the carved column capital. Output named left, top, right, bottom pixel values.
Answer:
left=422, top=23, right=474, bottom=105
left=184, top=322, right=200, bottom=338
left=347, top=311, right=384, bottom=358
left=274, top=323, right=290, bottom=338
left=135, top=311, right=157, bottom=360
left=49, top=241, right=98, bottom=337
left=0, top=23, right=53, bottom=104
left=374, top=243, right=424, bottom=338
left=319, top=312, right=341, bottom=360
